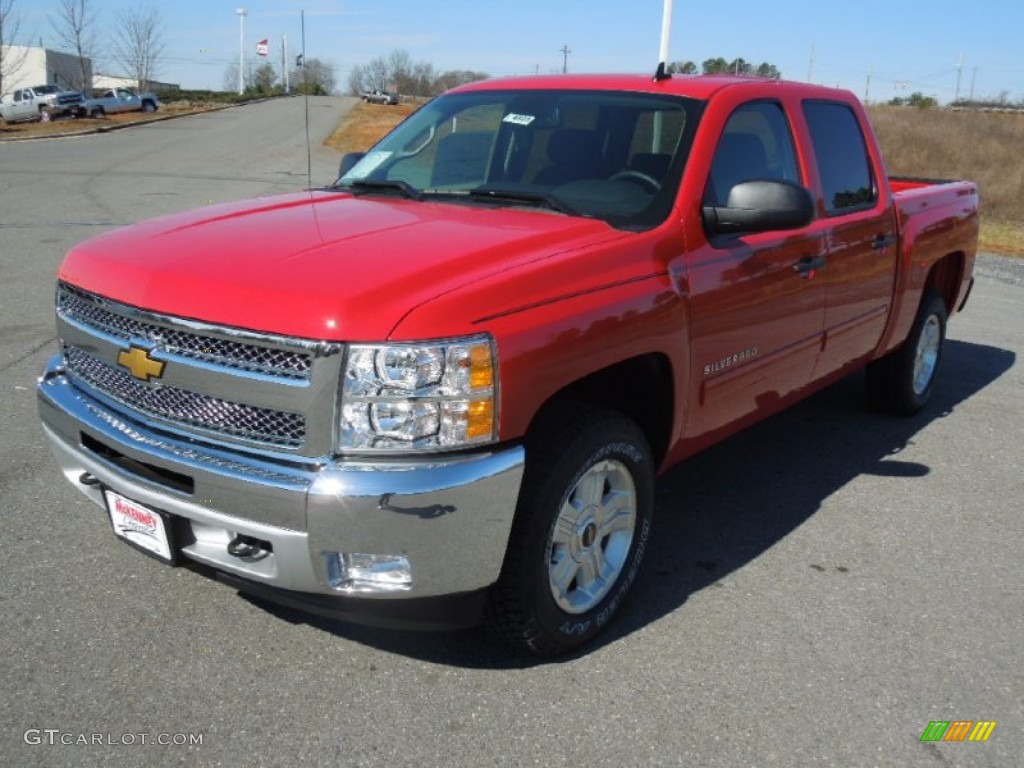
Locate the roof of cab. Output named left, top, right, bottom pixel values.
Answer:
left=453, top=73, right=853, bottom=102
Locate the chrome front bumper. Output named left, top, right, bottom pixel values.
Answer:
left=37, top=355, right=524, bottom=609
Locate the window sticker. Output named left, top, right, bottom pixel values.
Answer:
left=503, top=113, right=536, bottom=126
left=344, top=150, right=392, bottom=180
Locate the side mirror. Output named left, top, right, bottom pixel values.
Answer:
left=338, top=152, right=366, bottom=179
left=702, top=180, right=815, bottom=236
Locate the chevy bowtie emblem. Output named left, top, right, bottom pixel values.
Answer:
left=117, top=345, right=166, bottom=382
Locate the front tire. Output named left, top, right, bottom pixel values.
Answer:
left=486, top=404, right=654, bottom=655
left=866, top=290, right=948, bottom=415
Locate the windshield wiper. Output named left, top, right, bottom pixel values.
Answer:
left=343, top=179, right=422, bottom=200
left=464, top=186, right=580, bottom=216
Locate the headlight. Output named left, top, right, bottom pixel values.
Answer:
left=339, top=336, right=497, bottom=452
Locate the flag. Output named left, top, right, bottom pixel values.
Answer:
left=256, top=39, right=269, bottom=57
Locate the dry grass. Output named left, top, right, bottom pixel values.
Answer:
left=867, top=106, right=1024, bottom=254
left=323, top=101, right=418, bottom=155
left=0, top=101, right=223, bottom=139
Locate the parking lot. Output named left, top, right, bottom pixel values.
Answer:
left=1, top=98, right=1021, bottom=766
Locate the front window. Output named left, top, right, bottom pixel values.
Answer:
left=336, top=89, right=701, bottom=231
left=35, top=85, right=59, bottom=95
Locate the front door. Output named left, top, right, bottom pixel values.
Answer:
left=685, top=100, right=826, bottom=443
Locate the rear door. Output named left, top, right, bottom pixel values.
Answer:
left=802, top=100, right=897, bottom=377
left=11, top=89, right=31, bottom=120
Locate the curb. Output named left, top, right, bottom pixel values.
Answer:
left=0, top=98, right=279, bottom=143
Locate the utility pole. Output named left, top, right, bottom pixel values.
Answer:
left=969, top=66, right=977, bottom=102
left=954, top=52, right=963, bottom=103
left=236, top=7, right=247, bottom=95
left=865, top=68, right=872, bottom=103
left=282, top=34, right=289, bottom=92
left=658, top=0, right=674, bottom=70
left=807, top=42, right=815, bottom=83
left=560, top=44, right=571, bottom=74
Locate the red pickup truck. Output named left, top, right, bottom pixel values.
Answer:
left=38, top=74, right=977, bottom=654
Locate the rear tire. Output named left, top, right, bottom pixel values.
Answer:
left=90, top=106, right=105, bottom=119
left=866, top=290, right=947, bottom=415
left=486, top=404, right=654, bottom=655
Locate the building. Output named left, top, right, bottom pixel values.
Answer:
left=0, top=46, right=91, bottom=96
left=93, top=73, right=179, bottom=93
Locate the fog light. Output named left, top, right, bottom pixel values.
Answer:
left=324, top=552, right=412, bottom=593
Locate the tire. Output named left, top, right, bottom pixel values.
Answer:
left=866, top=290, right=947, bottom=415
left=90, top=106, right=105, bottom=119
left=486, top=404, right=654, bottom=655
left=39, top=108, right=52, bottom=122
left=141, top=100, right=156, bottom=113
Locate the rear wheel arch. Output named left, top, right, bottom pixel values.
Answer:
left=924, top=251, right=964, bottom=316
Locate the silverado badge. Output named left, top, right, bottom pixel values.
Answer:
left=117, top=345, right=165, bottom=382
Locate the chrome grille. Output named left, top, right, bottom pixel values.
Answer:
left=64, top=346, right=306, bottom=449
left=57, top=283, right=313, bottom=381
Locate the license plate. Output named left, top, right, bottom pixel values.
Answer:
left=104, top=490, right=175, bottom=564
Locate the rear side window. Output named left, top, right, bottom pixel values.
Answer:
left=803, top=101, right=875, bottom=214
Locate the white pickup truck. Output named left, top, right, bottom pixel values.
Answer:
left=84, top=88, right=160, bottom=118
left=0, top=85, right=86, bottom=123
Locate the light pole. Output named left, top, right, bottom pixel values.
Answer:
left=236, top=7, right=247, bottom=95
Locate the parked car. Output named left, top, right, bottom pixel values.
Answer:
left=38, top=74, right=978, bottom=655
left=0, top=85, right=86, bottom=123
left=361, top=89, right=399, bottom=105
left=83, top=88, right=160, bottom=118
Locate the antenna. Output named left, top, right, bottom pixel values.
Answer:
left=302, top=10, right=311, bottom=188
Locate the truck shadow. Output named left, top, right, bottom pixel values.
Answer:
left=242, top=338, right=1015, bottom=667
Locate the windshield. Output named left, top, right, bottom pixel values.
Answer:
left=337, top=89, right=701, bottom=231
left=35, top=85, right=59, bottom=95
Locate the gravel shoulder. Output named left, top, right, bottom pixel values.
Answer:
left=976, top=251, right=1024, bottom=285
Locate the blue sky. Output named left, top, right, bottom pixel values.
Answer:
left=18, top=0, right=1024, bottom=102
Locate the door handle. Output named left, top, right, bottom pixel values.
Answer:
left=793, top=254, right=825, bottom=279
left=872, top=233, right=896, bottom=250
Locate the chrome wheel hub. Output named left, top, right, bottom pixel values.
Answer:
left=913, top=315, right=941, bottom=395
left=547, top=459, right=637, bottom=614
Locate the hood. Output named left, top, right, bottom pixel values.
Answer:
left=59, top=190, right=619, bottom=340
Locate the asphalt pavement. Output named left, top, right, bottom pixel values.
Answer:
left=1, top=99, right=1020, bottom=767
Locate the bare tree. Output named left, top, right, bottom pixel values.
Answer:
left=288, top=57, right=335, bottom=95
left=112, top=6, right=165, bottom=90
left=1, top=0, right=29, bottom=95
left=347, top=64, right=365, bottom=96
left=49, top=0, right=97, bottom=92
left=252, top=62, right=277, bottom=95
left=222, top=61, right=252, bottom=93
left=388, top=48, right=414, bottom=93
left=362, top=55, right=392, bottom=92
